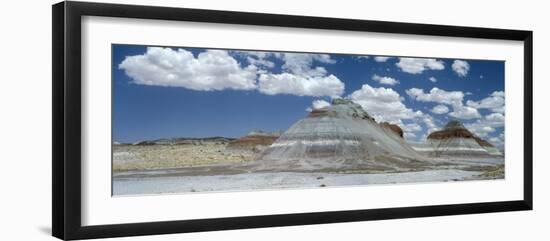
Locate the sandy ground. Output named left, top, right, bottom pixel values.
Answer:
left=113, top=144, right=255, bottom=171
left=113, top=144, right=504, bottom=195
left=113, top=170, right=484, bottom=195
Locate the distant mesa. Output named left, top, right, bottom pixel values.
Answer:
left=132, top=140, right=156, bottom=146
left=124, top=99, right=502, bottom=174
left=427, top=120, right=473, bottom=140
left=132, top=136, right=235, bottom=146
left=411, top=120, right=502, bottom=157
left=226, top=130, right=282, bottom=153
left=256, top=98, right=426, bottom=172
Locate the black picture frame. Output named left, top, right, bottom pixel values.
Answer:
left=52, top=1, right=533, bottom=240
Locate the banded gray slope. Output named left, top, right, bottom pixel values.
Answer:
left=256, top=99, right=427, bottom=171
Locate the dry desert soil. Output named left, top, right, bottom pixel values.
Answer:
left=113, top=143, right=258, bottom=172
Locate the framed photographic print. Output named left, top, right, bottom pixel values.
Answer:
left=52, top=1, right=533, bottom=240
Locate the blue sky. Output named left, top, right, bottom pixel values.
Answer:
left=113, top=44, right=505, bottom=148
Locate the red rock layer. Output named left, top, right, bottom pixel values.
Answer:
left=427, top=128, right=474, bottom=140
left=380, top=122, right=404, bottom=138
left=226, top=135, right=279, bottom=149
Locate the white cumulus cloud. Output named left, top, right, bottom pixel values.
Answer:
left=403, top=122, right=422, bottom=132
left=431, top=104, right=449, bottom=114
left=119, top=47, right=258, bottom=91
left=404, top=132, right=417, bottom=139
left=466, top=91, right=505, bottom=113
left=232, top=50, right=277, bottom=69
left=306, top=99, right=332, bottom=112
left=258, top=73, right=344, bottom=96
left=396, top=57, right=445, bottom=74
left=312, top=99, right=331, bottom=109
left=406, top=87, right=464, bottom=107
left=372, top=74, right=399, bottom=85
left=424, top=117, right=439, bottom=133
left=452, top=60, right=470, bottom=77
left=406, top=87, right=482, bottom=119
left=280, top=53, right=336, bottom=77
left=346, top=85, right=443, bottom=142
left=349, top=84, right=423, bottom=123
left=374, top=56, right=391, bottom=62
left=429, top=77, right=437, bottom=83
left=257, top=53, right=345, bottom=97
left=121, top=49, right=345, bottom=97
left=466, top=112, right=505, bottom=137
left=488, top=133, right=505, bottom=149
left=448, top=105, right=481, bottom=119
left=485, top=112, right=505, bottom=125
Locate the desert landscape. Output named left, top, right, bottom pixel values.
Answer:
left=113, top=99, right=504, bottom=196
left=112, top=46, right=505, bottom=196
left=114, top=141, right=251, bottom=172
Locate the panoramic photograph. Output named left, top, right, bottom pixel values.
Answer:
left=112, top=44, right=505, bottom=196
